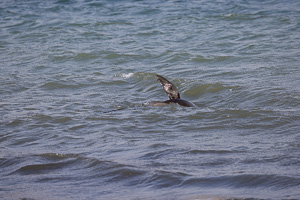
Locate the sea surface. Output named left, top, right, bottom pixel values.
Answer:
left=1, top=0, right=300, bottom=199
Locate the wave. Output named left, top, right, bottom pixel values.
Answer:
left=7, top=153, right=299, bottom=190
left=184, top=83, right=237, bottom=98
left=116, top=72, right=157, bottom=79
left=181, top=174, right=300, bottom=189
left=1, top=131, right=299, bottom=199
left=40, top=81, right=82, bottom=90
left=6, top=153, right=146, bottom=185
left=192, top=55, right=234, bottom=63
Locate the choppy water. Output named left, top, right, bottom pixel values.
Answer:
left=1, top=0, right=300, bottom=199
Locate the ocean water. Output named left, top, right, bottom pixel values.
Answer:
left=1, top=0, right=300, bottom=199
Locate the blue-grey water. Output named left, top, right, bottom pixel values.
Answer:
left=1, top=0, right=300, bottom=199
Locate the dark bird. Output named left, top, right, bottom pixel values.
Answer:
left=149, top=74, right=196, bottom=107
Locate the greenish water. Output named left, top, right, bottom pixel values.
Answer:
left=1, top=0, right=300, bottom=199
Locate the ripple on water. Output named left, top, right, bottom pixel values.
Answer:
left=181, top=174, right=300, bottom=190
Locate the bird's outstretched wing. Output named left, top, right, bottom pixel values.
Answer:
left=156, top=74, right=180, bottom=99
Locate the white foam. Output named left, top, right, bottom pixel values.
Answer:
left=293, top=96, right=300, bottom=100
left=119, top=73, right=134, bottom=79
